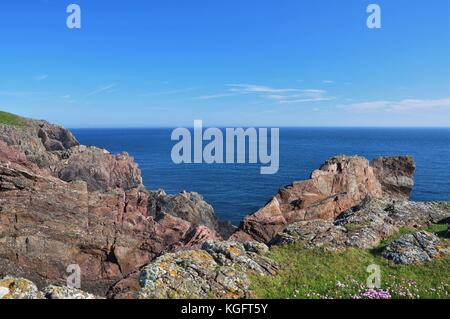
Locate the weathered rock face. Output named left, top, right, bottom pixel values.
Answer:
left=0, top=148, right=219, bottom=295
left=269, top=198, right=450, bottom=252
left=0, top=154, right=156, bottom=295
left=34, top=120, right=80, bottom=151
left=138, top=241, right=277, bottom=299
left=0, top=120, right=143, bottom=192
left=0, top=122, right=66, bottom=169
left=0, top=118, right=221, bottom=296
left=234, top=156, right=416, bottom=243
left=56, top=146, right=144, bottom=192
left=382, top=231, right=449, bottom=264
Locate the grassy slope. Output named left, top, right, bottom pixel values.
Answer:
left=251, top=225, right=450, bottom=299
left=0, top=111, right=26, bottom=126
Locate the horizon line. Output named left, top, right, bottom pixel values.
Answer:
left=67, top=125, right=450, bottom=130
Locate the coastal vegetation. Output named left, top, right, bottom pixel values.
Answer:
left=0, top=111, right=26, bottom=126
left=250, top=225, right=450, bottom=299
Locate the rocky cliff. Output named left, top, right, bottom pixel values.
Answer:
left=0, top=113, right=448, bottom=299
left=0, top=115, right=223, bottom=296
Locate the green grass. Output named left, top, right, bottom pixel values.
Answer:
left=0, top=111, right=26, bottom=126
left=251, top=226, right=450, bottom=299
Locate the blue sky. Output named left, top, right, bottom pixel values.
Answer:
left=0, top=0, right=449, bottom=127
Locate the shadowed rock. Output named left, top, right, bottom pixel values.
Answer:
left=148, top=190, right=235, bottom=239
left=371, top=156, right=415, bottom=201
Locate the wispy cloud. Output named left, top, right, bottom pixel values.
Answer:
left=86, top=84, right=117, bottom=97
left=228, top=84, right=301, bottom=94
left=139, top=87, right=200, bottom=97
left=198, top=93, right=240, bottom=100
left=197, top=84, right=335, bottom=104
left=34, top=74, right=49, bottom=81
left=322, top=80, right=334, bottom=84
left=341, top=98, right=450, bottom=112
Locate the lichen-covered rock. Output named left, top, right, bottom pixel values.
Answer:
left=270, top=198, right=450, bottom=252
left=138, top=240, right=277, bottom=299
left=0, top=276, right=44, bottom=299
left=234, top=156, right=415, bottom=243
left=382, top=231, right=450, bottom=265
left=43, top=285, right=103, bottom=299
left=270, top=220, right=349, bottom=252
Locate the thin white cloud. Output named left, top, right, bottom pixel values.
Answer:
left=34, top=74, right=49, bottom=81
left=86, top=84, right=117, bottom=97
left=228, top=84, right=301, bottom=94
left=197, top=84, right=335, bottom=104
left=322, top=80, right=334, bottom=84
left=341, top=98, right=450, bottom=112
left=198, top=93, right=240, bottom=100
left=279, top=96, right=336, bottom=104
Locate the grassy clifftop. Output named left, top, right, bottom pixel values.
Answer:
left=251, top=225, right=449, bottom=299
left=0, top=111, right=26, bottom=126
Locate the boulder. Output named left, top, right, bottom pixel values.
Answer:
left=0, top=276, right=44, bottom=299
left=382, top=231, right=450, bottom=264
left=138, top=240, right=277, bottom=299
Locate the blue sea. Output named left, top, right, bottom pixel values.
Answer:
left=72, top=128, right=450, bottom=225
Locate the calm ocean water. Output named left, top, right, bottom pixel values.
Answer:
left=72, top=128, right=450, bottom=225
